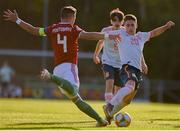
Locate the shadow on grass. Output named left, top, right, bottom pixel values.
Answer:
left=0, top=126, right=79, bottom=130
left=148, top=110, right=180, bottom=113
left=149, top=118, right=180, bottom=121
left=148, top=119, right=180, bottom=129
left=156, top=124, right=180, bottom=129
left=174, top=125, right=180, bottom=129
left=1, top=120, right=95, bottom=130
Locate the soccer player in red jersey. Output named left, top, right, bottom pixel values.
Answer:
left=3, top=6, right=120, bottom=127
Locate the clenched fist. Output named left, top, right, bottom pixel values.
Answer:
left=165, top=21, right=175, bottom=29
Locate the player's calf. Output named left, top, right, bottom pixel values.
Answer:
left=123, top=90, right=137, bottom=105
left=73, top=94, right=108, bottom=127
left=40, top=69, right=77, bottom=97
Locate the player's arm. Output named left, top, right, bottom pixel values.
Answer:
left=3, top=9, right=44, bottom=36
left=79, top=31, right=121, bottom=43
left=141, top=55, right=148, bottom=74
left=93, top=40, right=104, bottom=64
left=150, top=21, right=175, bottom=39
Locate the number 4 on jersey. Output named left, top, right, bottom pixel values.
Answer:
left=57, top=34, right=67, bottom=53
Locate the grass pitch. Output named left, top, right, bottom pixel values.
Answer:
left=0, top=99, right=180, bottom=130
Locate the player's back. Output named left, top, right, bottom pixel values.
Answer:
left=45, top=23, right=83, bottom=66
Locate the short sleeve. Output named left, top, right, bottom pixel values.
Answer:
left=101, top=26, right=113, bottom=33
left=74, top=25, right=84, bottom=37
left=138, top=32, right=151, bottom=42
left=101, top=28, right=106, bottom=33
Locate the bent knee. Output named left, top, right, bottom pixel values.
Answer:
left=125, top=80, right=136, bottom=92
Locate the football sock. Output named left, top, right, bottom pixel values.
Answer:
left=50, top=75, right=76, bottom=96
left=105, top=93, right=113, bottom=103
left=109, top=85, right=134, bottom=116
left=110, top=101, right=126, bottom=117
left=51, top=75, right=102, bottom=122
left=72, top=95, right=102, bottom=122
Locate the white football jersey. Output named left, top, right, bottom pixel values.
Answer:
left=108, top=29, right=150, bottom=70
left=101, top=26, right=123, bottom=68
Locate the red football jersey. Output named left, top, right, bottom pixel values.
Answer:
left=45, top=23, right=83, bottom=66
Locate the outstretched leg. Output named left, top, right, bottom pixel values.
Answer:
left=40, top=69, right=108, bottom=127
left=103, top=80, right=136, bottom=124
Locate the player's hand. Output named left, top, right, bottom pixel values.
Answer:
left=109, top=34, right=121, bottom=44
left=93, top=55, right=101, bottom=64
left=142, top=64, right=148, bottom=75
left=165, top=21, right=175, bottom=29
left=3, top=9, right=19, bottom=22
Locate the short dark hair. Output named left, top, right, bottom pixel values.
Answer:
left=110, top=8, right=124, bottom=21
left=124, top=14, right=137, bottom=23
left=61, top=6, right=77, bottom=19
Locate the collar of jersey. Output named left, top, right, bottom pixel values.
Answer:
left=126, top=31, right=137, bottom=36
left=60, top=22, right=72, bottom=24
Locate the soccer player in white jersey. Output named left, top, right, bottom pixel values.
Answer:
left=103, top=14, right=175, bottom=124
left=93, top=9, right=148, bottom=104
left=93, top=9, right=124, bottom=103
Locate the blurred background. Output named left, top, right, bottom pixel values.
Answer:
left=0, top=0, right=180, bottom=103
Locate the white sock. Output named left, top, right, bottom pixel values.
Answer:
left=110, top=86, right=132, bottom=105
left=105, top=93, right=113, bottom=103
left=109, top=85, right=134, bottom=116
left=110, top=101, right=126, bottom=117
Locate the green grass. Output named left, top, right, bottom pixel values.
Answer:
left=0, top=99, right=180, bottom=130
